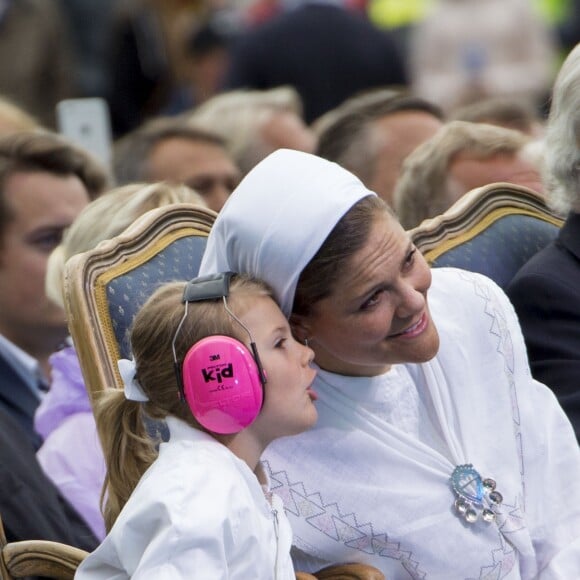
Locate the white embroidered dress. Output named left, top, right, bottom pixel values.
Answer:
left=264, top=268, right=580, bottom=579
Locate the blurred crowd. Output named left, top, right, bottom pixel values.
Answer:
left=3, top=0, right=577, bottom=135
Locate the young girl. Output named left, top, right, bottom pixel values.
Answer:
left=75, top=272, right=317, bottom=579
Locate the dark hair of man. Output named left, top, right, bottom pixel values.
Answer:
left=0, top=130, right=109, bottom=241
left=316, top=91, right=444, bottom=183
left=112, top=117, right=227, bottom=185
left=451, top=96, right=542, bottom=135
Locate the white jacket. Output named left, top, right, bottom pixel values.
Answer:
left=76, top=417, right=295, bottom=579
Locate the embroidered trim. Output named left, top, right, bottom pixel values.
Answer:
left=265, top=461, right=426, bottom=580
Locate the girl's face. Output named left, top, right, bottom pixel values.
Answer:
left=293, top=212, right=440, bottom=377
left=240, top=295, right=318, bottom=442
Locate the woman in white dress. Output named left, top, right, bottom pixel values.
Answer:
left=199, top=148, right=580, bottom=579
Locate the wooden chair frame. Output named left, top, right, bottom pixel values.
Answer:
left=0, top=515, right=87, bottom=580
left=64, top=203, right=216, bottom=402
left=301, top=563, right=385, bottom=579
left=409, top=182, right=564, bottom=263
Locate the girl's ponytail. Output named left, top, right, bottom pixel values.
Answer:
left=95, top=390, right=157, bottom=531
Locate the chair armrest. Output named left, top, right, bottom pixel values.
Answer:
left=313, top=562, right=385, bottom=579
left=305, top=564, right=385, bottom=580
left=2, top=540, right=88, bottom=579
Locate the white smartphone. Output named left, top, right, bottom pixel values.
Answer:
left=56, top=98, right=113, bottom=169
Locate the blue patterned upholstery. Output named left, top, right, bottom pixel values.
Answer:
left=427, top=214, right=561, bottom=289
left=106, top=236, right=207, bottom=359
left=411, top=184, right=564, bottom=290
left=65, top=204, right=216, bottom=400
left=64, top=208, right=215, bottom=443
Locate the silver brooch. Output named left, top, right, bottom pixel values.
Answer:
left=450, top=464, right=503, bottom=524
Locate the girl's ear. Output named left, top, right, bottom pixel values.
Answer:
left=289, top=313, right=311, bottom=343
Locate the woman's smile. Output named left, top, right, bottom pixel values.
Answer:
left=387, top=311, right=430, bottom=339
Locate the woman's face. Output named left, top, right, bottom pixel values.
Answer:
left=294, top=212, right=439, bottom=376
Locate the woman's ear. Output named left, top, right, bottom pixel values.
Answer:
left=290, top=313, right=311, bottom=343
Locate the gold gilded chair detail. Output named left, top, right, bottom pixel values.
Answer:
left=410, top=182, right=564, bottom=289
left=64, top=202, right=216, bottom=402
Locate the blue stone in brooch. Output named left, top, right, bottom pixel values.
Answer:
left=450, top=464, right=502, bottom=524
left=451, top=464, right=483, bottom=503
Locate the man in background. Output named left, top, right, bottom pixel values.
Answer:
left=316, top=90, right=444, bottom=205
left=0, top=131, right=108, bottom=448
left=113, top=118, right=240, bottom=213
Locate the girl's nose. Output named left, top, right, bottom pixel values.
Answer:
left=301, top=340, right=315, bottom=365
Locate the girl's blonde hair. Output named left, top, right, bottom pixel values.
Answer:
left=45, top=181, right=207, bottom=308
left=97, top=274, right=273, bottom=530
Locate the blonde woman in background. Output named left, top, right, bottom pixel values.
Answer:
left=0, top=95, right=40, bottom=134
left=36, top=182, right=207, bottom=540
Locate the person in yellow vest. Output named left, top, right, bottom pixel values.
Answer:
left=366, top=0, right=433, bottom=64
left=534, top=0, right=580, bottom=54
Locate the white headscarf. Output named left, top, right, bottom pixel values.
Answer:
left=199, top=149, right=375, bottom=317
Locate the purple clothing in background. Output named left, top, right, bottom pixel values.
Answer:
left=35, top=346, right=106, bottom=540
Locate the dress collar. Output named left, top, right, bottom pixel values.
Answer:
left=165, top=416, right=273, bottom=492
left=315, top=364, right=414, bottom=405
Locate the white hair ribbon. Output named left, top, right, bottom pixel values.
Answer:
left=117, top=358, right=149, bottom=402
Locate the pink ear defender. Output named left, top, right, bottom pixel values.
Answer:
left=171, top=272, right=267, bottom=435
left=182, top=336, right=263, bottom=433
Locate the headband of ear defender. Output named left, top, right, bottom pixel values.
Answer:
left=172, top=272, right=266, bottom=435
